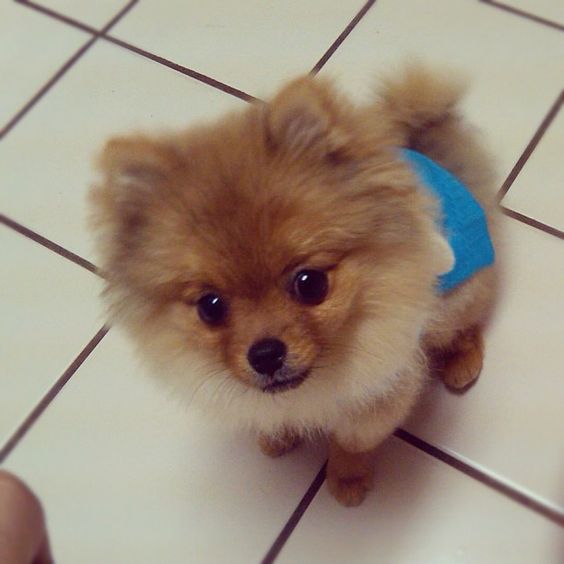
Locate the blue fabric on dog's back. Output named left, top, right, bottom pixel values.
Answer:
left=400, top=148, right=495, bottom=293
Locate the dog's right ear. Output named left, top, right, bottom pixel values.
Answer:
left=89, top=136, right=179, bottom=259
left=95, top=135, right=179, bottom=230
left=97, top=136, right=178, bottom=201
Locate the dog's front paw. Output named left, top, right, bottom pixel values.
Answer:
left=326, top=472, right=374, bottom=507
left=258, top=430, right=301, bottom=458
left=327, top=440, right=375, bottom=506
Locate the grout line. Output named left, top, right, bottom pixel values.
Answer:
left=262, top=419, right=564, bottom=562
left=262, top=416, right=564, bottom=563
left=261, top=462, right=327, bottom=564
left=394, top=429, right=564, bottom=528
left=479, top=0, right=564, bottom=32
left=101, top=37, right=257, bottom=103
left=1, top=0, right=139, bottom=140
left=497, top=91, right=563, bottom=202
left=311, top=0, right=377, bottom=74
left=0, top=326, right=109, bottom=464
left=15, top=0, right=98, bottom=33
left=500, top=207, right=564, bottom=240
left=0, top=33, right=98, bottom=139
left=0, top=214, right=99, bottom=275
left=16, top=0, right=257, bottom=104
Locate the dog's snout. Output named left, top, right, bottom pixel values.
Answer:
left=247, top=338, right=287, bottom=375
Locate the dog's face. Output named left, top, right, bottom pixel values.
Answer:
left=90, top=77, right=450, bottom=408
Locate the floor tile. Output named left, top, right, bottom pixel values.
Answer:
left=0, top=40, right=245, bottom=262
left=32, top=0, right=130, bottom=28
left=319, top=0, right=564, bottom=183
left=3, top=330, right=324, bottom=564
left=501, top=0, right=564, bottom=24
left=0, top=225, right=102, bottom=447
left=405, top=217, right=564, bottom=510
left=110, top=0, right=365, bottom=96
left=0, top=1, right=86, bottom=129
left=503, top=101, right=564, bottom=231
left=278, top=437, right=563, bottom=564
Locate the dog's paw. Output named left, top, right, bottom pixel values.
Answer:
left=441, top=329, right=484, bottom=390
left=326, top=473, right=374, bottom=507
left=258, top=431, right=301, bottom=458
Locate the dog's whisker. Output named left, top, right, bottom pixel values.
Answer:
left=186, top=367, right=228, bottom=407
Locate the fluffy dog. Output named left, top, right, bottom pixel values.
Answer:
left=89, top=66, right=499, bottom=506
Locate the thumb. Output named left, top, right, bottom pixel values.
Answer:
left=0, top=471, right=53, bottom=564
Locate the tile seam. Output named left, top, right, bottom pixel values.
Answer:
left=0, top=214, right=99, bottom=274
left=311, top=0, right=377, bottom=74
left=479, top=0, right=564, bottom=32
left=1, top=0, right=139, bottom=139
left=15, top=0, right=257, bottom=103
left=497, top=90, right=564, bottom=202
left=0, top=326, right=110, bottom=464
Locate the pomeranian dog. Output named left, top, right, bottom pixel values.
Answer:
left=89, top=66, right=499, bottom=506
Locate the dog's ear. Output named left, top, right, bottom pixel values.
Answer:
left=95, top=136, right=180, bottom=230
left=89, top=136, right=179, bottom=257
left=97, top=136, right=177, bottom=199
left=265, top=76, right=352, bottom=160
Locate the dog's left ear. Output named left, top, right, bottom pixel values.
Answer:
left=265, top=76, right=352, bottom=160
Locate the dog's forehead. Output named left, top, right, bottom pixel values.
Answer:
left=183, top=200, right=336, bottom=295
left=168, top=140, right=366, bottom=292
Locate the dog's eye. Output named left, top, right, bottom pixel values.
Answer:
left=197, top=293, right=227, bottom=325
left=292, top=269, right=329, bottom=305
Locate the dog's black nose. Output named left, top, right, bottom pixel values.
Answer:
left=247, top=338, right=287, bottom=375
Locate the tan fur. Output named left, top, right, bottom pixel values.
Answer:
left=258, top=429, right=302, bottom=458
left=436, top=327, right=485, bottom=390
left=89, top=65, right=499, bottom=506
left=327, top=440, right=376, bottom=507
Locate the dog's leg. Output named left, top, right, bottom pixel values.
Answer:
left=438, top=326, right=484, bottom=390
left=258, top=428, right=301, bottom=458
left=326, top=439, right=375, bottom=507
left=327, top=367, right=423, bottom=506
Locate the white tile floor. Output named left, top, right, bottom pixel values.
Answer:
left=0, top=1, right=86, bottom=128
left=110, top=0, right=362, bottom=96
left=1, top=1, right=563, bottom=563
left=503, top=106, right=564, bottom=231
left=0, top=227, right=101, bottom=444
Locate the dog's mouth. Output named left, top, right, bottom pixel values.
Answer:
left=261, top=370, right=310, bottom=394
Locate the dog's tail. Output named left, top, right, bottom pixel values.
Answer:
left=378, top=64, right=466, bottom=151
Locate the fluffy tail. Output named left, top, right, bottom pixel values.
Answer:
left=379, top=65, right=466, bottom=150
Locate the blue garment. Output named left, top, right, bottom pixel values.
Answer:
left=400, top=148, right=495, bottom=293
